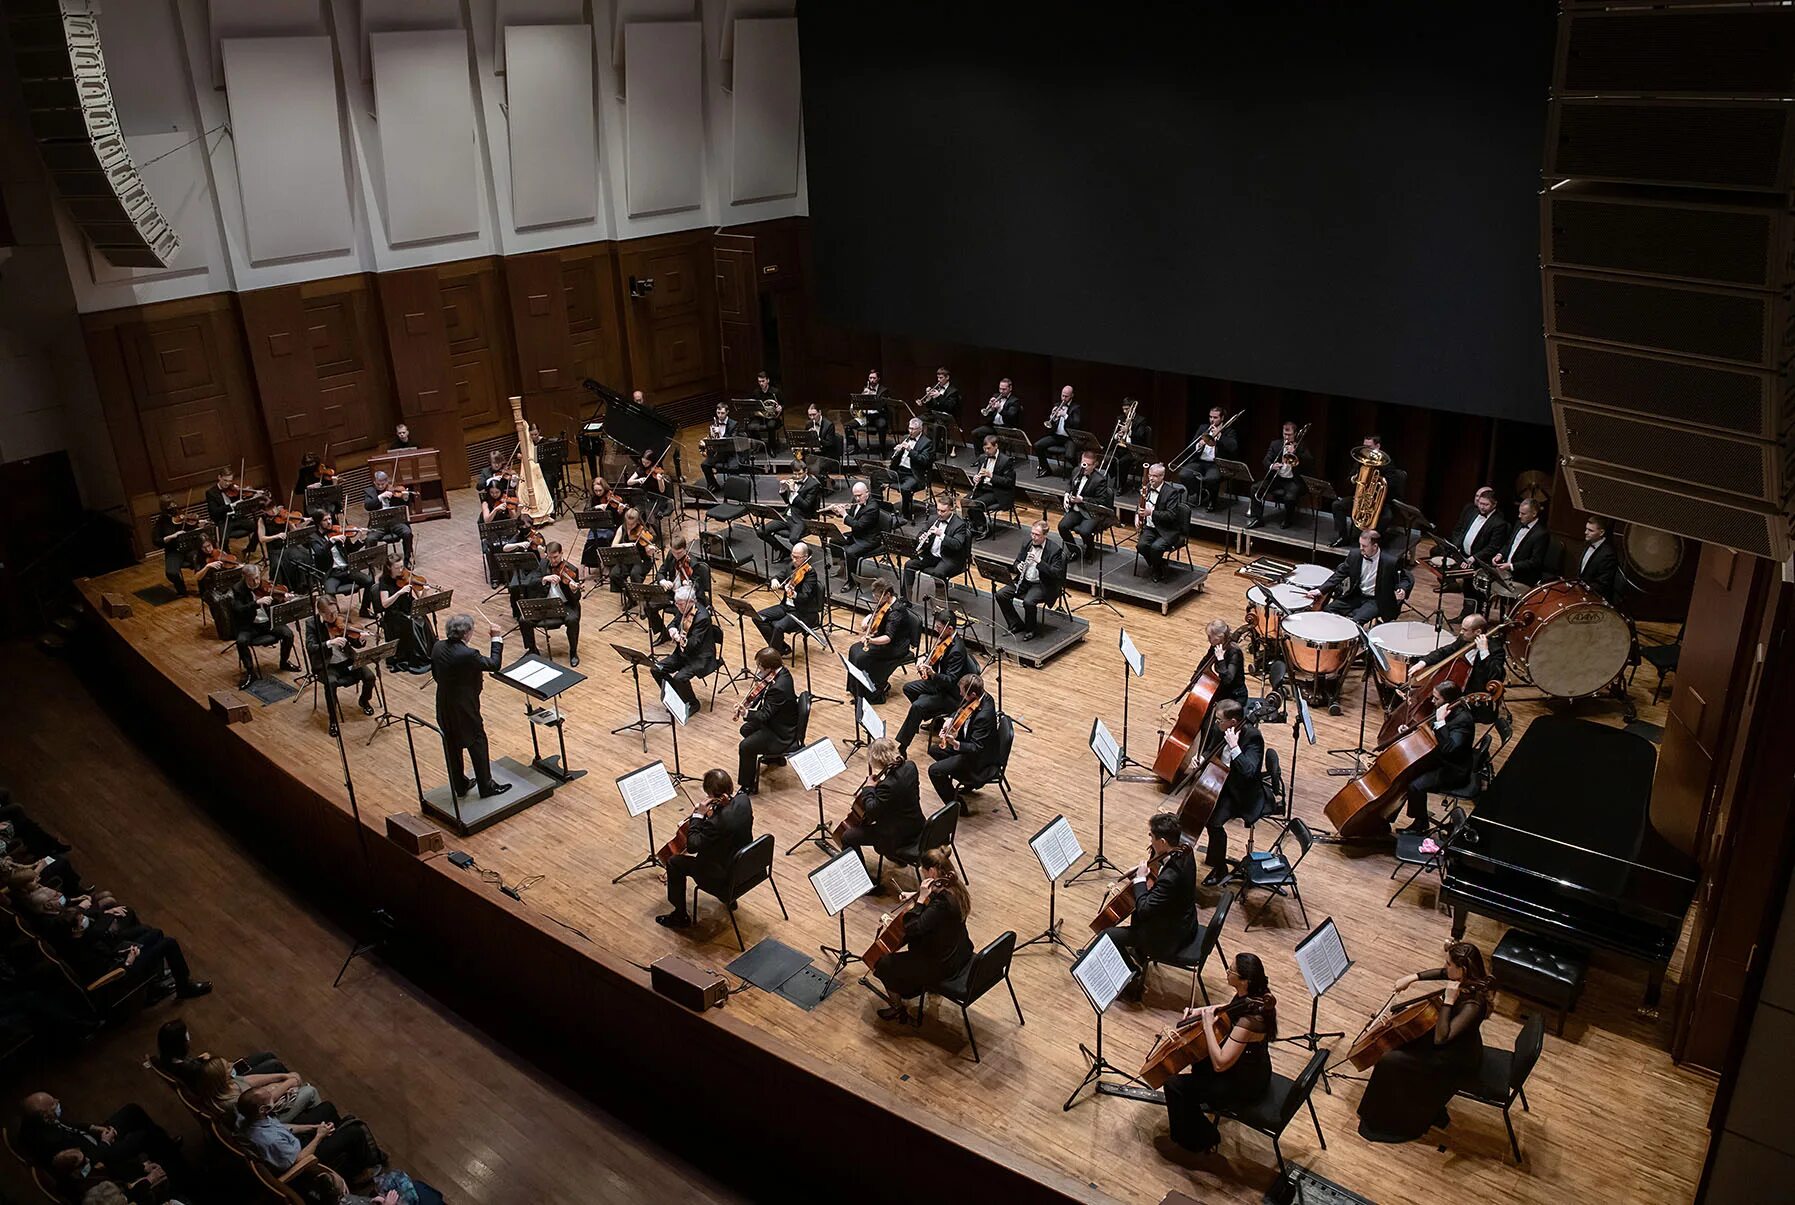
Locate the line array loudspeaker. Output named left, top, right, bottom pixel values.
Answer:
left=1554, top=402, right=1793, bottom=508
left=1560, top=461, right=1790, bottom=563
left=4, top=0, right=180, bottom=268
left=1554, top=7, right=1795, bottom=99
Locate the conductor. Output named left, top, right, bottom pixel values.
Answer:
left=432, top=613, right=512, bottom=800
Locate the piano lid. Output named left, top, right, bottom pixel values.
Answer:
left=1451, top=717, right=1698, bottom=925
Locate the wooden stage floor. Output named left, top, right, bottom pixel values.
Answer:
left=80, top=483, right=1714, bottom=1205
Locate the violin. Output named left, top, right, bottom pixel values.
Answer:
left=1090, top=846, right=1169, bottom=933
left=656, top=795, right=724, bottom=865
left=199, top=543, right=240, bottom=569
left=394, top=566, right=431, bottom=594
left=733, top=670, right=771, bottom=721
left=250, top=579, right=291, bottom=603
left=932, top=694, right=980, bottom=749
left=325, top=616, right=369, bottom=643
left=322, top=522, right=367, bottom=541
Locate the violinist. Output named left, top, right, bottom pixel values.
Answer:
left=700, top=402, right=739, bottom=490
left=1176, top=406, right=1239, bottom=512
left=307, top=510, right=375, bottom=618
left=657, top=769, right=754, bottom=930
left=193, top=536, right=240, bottom=600
left=888, top=417, right=934, bottom=521
left=608, top=507, right=658, bottom=600
left=968, top=377, right=1023, bottom=445
left=1245, top=420, right=1313, bottom=530
left=1399, top=680, right=1477, bottom=834
left=924, top=673, right=997, bottom=815
left=650, top=584, right=716, bottom=712
left=481, top=449, right=517, bottom=496
left=303, top=595, right=375, bottom=732
left=846, top=579, right=916, bottom=704
left=1111, top=812, right=1201, bottom=1002
left=1033, top=385, right=1081, bottom=478
left=1200, top=699, right=1272, bottom=888
left=736, top=648, right=799, bottom=796
left=1058, top=449, right=1114, bottom=560
left=1412, top=613, right=1504, bottom=718
left=580, top=478, right=625, bottom=569
left=836, top=479, right=886, bottom=580
left=836, top=738, right=924, bottom=894
left=868, top=847, right=973, bottom=1024
left=522, top=541, right=585, bottom=667
left=376, top=554, right=431, bottom=673
left=254, top=498, right=307, bottom=590
left=760, top=454, right=826, bottom=560
left=967, top=434, right=1018, bottom=523
left=150, top=495, right=197, bottom=597
left=1356, top=941, right=1495, bottom=1144
left=1136, top=463, right=1190, bottom=584
left=1156, top=952, right=1277, bottom=1161
left=228, top=565, right=297, bottom=689
left=1204, top=620, right=1249, bottom=710
left=901, top=497, right=969, bottom=602
left=204, top=468, right=260, bottom=554
left=995, top=520, right=1066, bottom=641
left=752, top=541, right=822, bottom=657
left=624, top=449, right=672, bottom=524
left=294, top=451, right=339, bottom=521
left=648, top=534, right=711, bottom=645
left=895, top=608, right=970, bottom=756
left=362, top=471, right=414, bottom=566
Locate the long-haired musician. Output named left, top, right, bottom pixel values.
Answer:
left=868, top=847, right=973, bottom=1025
left=836, top=738, right=924, bottom=894
left=1156, top=952, right=1278, bottom=1160
left=1356, top=941, right=1495, bottom=1144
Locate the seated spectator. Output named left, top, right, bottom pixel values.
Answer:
left=1, top=830, right=81, bottom=895
left=236, top=1084, right=383, bottom=1182
left=195, top=1054, right=320, bottom=1122
left=301, top=1163, right=443, bottom=1205
left=17, top=1091, right=183, bottom=1182
left=154, top=1018, right=285, bottom=1080
left=49, top=910, right=211, bottom=1000
left=0, top=800, right=70, bottom=860
left=49, top=1148, right=166, bottom=1204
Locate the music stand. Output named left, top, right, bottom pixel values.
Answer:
left=1072, top=503, right=1124, bottom=617
left=1114, top=629, right=1152, bottom=777
left=609, top=642, right=669, bottom=749
left=788, top=615, right=843, bottom=706
left=802, top=518, right=850, bottom=634
left=625, top=581, right=671, bottom=650
left=880, top=531, right=918, bottom=580
left=347, top=545, right=387, bottom=580
left=975, top=556, right=1018, bottom=712
left=1326, top=622, right=1388, bottom=774
left=304, top=481, right=345, bottom=517
left=488, top=550, right=538, bottom=606
left=1065, top=718, right=1125, bottom=886
left=595, top=546, right=649, bottom=631
left=657, top=674, right=697, bottom=785
left=1063, top=930, right=1148, bottom=1110
left=1285, top=917, right=1352, bottom=1092
left=612, top=760, right=680, bottom=884
left=809, top=846, right=874, bottom=994
left=937, top=463, right=972, bottom=505
left=1018, top=814, right=1083, bottom=954
left=1301, top=476, right=1336, bottom=560
left=412, top=587, right=453, bottom=652
left=841, top=659, right=882, bottom=754
left=1209, top=460, right=1254, bottom=568
left=495, top=651, right=589, bottom=782
left=720, top=595, right=764, bottom=689
left=351, top=638, right=401, bottom=741
left=268, top=593, right=316, bottom=685
left=365, top=504, right=410, bottom=538
left=787, top=736, right=848, bottom=856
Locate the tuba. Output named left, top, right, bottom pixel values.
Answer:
left=1348, top=443, right=1390, bottom=531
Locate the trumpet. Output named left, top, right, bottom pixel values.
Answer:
left=1044, top=401, right=1070, bottom=429
left=981, top=392, right=1005, bottom=417
left=918, top=382, right=946, bottom=406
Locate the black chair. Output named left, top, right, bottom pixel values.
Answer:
left=1210, top=1047, right=1329, bottom=1176
left=1639, top=624, right=1683, bottom=704
left=700, top=626, right=729, bottom=710
left=879, top=802, right=967, bottom=885
left=692, top=834, right=789, bottom=951
left=1443, top=1012, right=1545, bottom=1163
left=1388, top=805, right=1467, bottom=908
left=918, top=930, right=1024, bottom=1063
left=953, top=712, right=1018, bottom=819
left=1436, top=731, right=1496, bottom=811
left=699, top=527, right=753, bottom=593
left=1148, top=889, right=1232, bottom=1004
left=1236, top=817, right=1313, bottom=932
left=706, top=474, right=753, bottom=525
left=755, top=692, right=814, bottom=783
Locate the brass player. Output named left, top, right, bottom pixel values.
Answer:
left=1058, top=448, right=1115, bottom=560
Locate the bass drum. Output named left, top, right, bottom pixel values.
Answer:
left=1505, top=581, right=1633, bottom=698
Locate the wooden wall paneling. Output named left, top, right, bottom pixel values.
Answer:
left=807, top=317, right=880, bottom=413
left=555, top=244, right=627, bottom=437
left=616, top=230, right=723, bottom=406
left=502, top=248, right=578, bottom=442
left=712, top=232, right=760, bottom=395
left=374, top=266, right=470, bottom=475
left=439, top=258, right=518, bottom=443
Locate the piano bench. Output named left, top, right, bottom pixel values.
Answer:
left=1493, top=930, right=1587, bottom=1036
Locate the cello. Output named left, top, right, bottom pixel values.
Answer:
left=1324, top=692, right=1496, bottom=839
left=1089, top=846, right=1171, bottom=933
left=862, top=877, right=936, bottom=970
left=655, top=795, right=722, bottom=865
left=1153, top=656, right=1221, bottom=786
left=1342, top=990, right=1445, bottom=1070
left=1377, top=619, right=1514, bottom=745
left=1138, top=1003, right=1241, bottom=1089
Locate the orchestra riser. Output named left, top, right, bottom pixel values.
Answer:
left=78, top=483, right=1714, bottom=1205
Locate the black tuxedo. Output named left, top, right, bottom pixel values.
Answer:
left=753, top=565, right=824, bottom=653
left=362, top=483, right=416, bottom=563
left=1446, top=502, right=1512, bottom=564
left=648, top=553, right=712, bottom=640
left=924, top=383, right=963, bottom=420
left=841, top=500, right=887, bottom=578
left=840, top=759, right=927, bottom=863
left=890, top=435, right=935, bottom=517
left=1115, top=845, right=1200, bottom=965
left=1576, top=538, right=1620, bottom=603
left=803, top=418, right=844, bottom=465
left=1138, top=480, right=1191, bottom=578
left=652, top=604, right=719, bottom=709
left=897, top=633, right=972, bottom=752
left=666, top=789, right=754, bottom=910
left=228, top=581, right=295, bottom=673
left=738, top=667, right=800, bottom=791
left=849, top=385, right=892, bottom=451
left=1059, top=468, right=1116, bottom=553
left=1178, top=425, right=1241, bottom=509
left=1496, top=520, right=1549, bottom=586
left=970, top=393, right=1025, bottom=443
left=1248, top=438, right=1315, bottom=525
left=1332, top=464, right=1409, bottom=545
left=1035, top=401, right=1085, bottom=474
left=968, top=450, right=1018, bottom=514
left=1406, top=707, right=1477, bottom=823
left=998, top=538, right=1067, bottom=636
left=1207, top=723, right=1272, bottom=867
left=903, top=514, right=971, bottom=599
left=748, top=386, right=785, bottom=449
left=304, top=616, right=375, bottom=714
left=701, top=417, right=741, bottom=487
left=1320, top=549, right=1411, bottom=624
left=763, top=474, right=826, bottom=555
left=205, top=484, right=259, bottom=547
left=1211, top=645, right=1249, bottom=708
left=848, top=600, right=919, bottom=700
left=432, top=634, right=505, bottom=793
left=927, top=693, right=999, bottom=806
left=312, top=534, right=374, bottom=614
left=1115, top=417, right=1156, bottom=489
left=150, top=511, right=193, bottom=594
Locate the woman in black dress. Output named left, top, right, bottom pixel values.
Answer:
left=1206, top=619, right=1249, bottom=709
left=376, top=554, right=431, bottom=673
left=1157, top=951, right=1278, bottom=1159
left=1356, top=940, right=1495, bottom=1143
left=869, top=848, right=973, bottom=1024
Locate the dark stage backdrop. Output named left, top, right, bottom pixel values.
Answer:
left=799, top=1, right=1557, bottom=424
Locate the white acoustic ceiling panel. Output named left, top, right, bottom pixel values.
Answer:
left=493, top=0, right=582, bottom=73
left=371, top=30, right=479, bottom=244
left=207, top=0, right=326, bottom=90
left=624, top=21, right=703, bottom=217
left=220, top=37, right=354, bottom=263
left=359, top=0, right=461, bottom=79
left=612, top=0, right=695, bottom=73
left=505, top=25, right=598, bottom=228
left=730, top=18, right=800, bottom=203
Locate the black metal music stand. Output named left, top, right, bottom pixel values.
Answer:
left=1326, top=623, right=1389, bottom=775
left=1065, top=749, right=1123, bottom=886
left=495, top=649, right=589, bottom=782
left=595, top=546, right=649, bottom=632
left=789, top=616, right=843, bottom=706
left=1063, top=931, right=1151, bottom=1110
left=720, top=595, right=764, bottom=689
left=975, top=555, right=1018, bottom=714
left=487, top=549, right=536, bottom=606
left=352, top=638, right=401, bottom=742
left=1209, top=459, right=1254, bottom=568
left=802, top=517, right=851, bottom=635
left=1302, top=476, right=1336, bottom=561
left=609, top=642, right=669, bottom=750
left=625, top=581, right=671, bottom=653
left=880, top=531, right=918, bottom=581
left=1072, top=503, right=1124, bottom=618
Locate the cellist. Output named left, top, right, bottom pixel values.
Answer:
left=1200, top=700, right=1272, bottom=888
left=1204, top=619, right=1248, bottom=709
left=656, top=769, right=753, bottom=932
left=1111, top=812, right=1200, bottom=1003
left=867, top=848, right=973, bottom=1025
left=1356, top=941, right=1494, bottom=1144
left=1410, top=613, right=1505, bottom=721
left=1154, top=952, right=1278, bottom=1162
left=1399, top=680, right=1477, bottom=834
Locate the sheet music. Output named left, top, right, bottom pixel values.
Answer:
left=841, top=654, right=875, bottom=693
left=616, top=761, right=677, bottom=818
left=808, top=847, right=875, bottom=917
left=1294, top=917, right=1352, bottom=998
left=1071, top=931, right=1132, bottom=1013
left=1089, top=717, right=1121, bottom=778
left=1119, top=628, right=1145, bottom=678
left=1029, top=815, right=1084, bottom=882
left=506, top=660, right=560, bottom=691
left=791, top=738, right=847, bottom=791
left=858, top=697, right=886, bottom=740
left=661, top=681, right=691, bottom=726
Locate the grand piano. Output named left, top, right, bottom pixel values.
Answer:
left=1442, top=716, right=1699, bottom=1015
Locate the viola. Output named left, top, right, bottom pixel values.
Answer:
left=1343, top=990, right=1445, bottom=1070
left=1324, top=692, right=1497, bottom=838
left=1153, top=655, right=1221, bottom=786
left=326, top=616, right=369, bottom=643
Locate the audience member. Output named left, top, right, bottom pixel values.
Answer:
left=236, top=1084, right=383, bottom=1182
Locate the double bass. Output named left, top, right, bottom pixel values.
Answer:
left=1323, top=692, right=1496, bottom=839
left=1153, top=656, right=1221, bottom=786
left=1376, top=623, right=1512, bottom=745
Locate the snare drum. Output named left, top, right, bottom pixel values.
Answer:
left=1282, top=611, right=1362, bottom=679
left=1247, top=583, right=1312, bottom=641
left=1505, top=580, right=1633, bottom=698
left=1367, top=621, right=1454, bottom=686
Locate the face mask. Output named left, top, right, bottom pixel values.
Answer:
left=76, top=917, right=88, bottom=932
left=56, top=895, right=66, bottom=907
left=52, top=1103, right=62, bottom=1120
